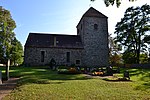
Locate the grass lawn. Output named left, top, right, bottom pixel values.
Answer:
left=0, top=66, right=150, bottom=100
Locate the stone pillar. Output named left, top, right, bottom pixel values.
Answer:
left=0, top=70, right=2, bottom=84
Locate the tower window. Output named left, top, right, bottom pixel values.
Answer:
left=94, top=24, right=98, bottom=30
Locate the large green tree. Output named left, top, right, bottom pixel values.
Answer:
left=11, top=37, right=23, bottom=66
left=109, top=34, right=122, bottom=65
left=91, top=0, right=136, bottom=7
left=114, top=4, right=150, bottom=64
left=0, top=6, right=17, bottom=79
left=144, top=35, right=150, bottom=62
left=0, top=6, right=16, bottom=61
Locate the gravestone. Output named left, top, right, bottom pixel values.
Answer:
left=106, top=66, right=113, bottom=76
left=0, top=70, right=2, bottom=84
left=49, top=58, right=56, bottom=70
left=124, top=70, right=130, bottom=80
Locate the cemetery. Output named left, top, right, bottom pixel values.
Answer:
left=0, top=1, right=149, bottom=100
left=0, top=65, right=150, bottom=99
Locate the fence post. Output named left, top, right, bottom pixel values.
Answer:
left=0, top=70, right=2, bottom=84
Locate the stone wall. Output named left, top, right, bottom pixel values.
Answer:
left=77, top=17, right=109, bottom=67
left=24, top=47, right=83, bottom=66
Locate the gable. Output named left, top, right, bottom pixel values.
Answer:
left=77, top=7, right=107, bottom=28
left=83, top=7, right=107, bottom=18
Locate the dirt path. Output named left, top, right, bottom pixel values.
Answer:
left=0, top=78, right=19, bottom=100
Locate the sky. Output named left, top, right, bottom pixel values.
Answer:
left=0, top=0, right=149, bottom=46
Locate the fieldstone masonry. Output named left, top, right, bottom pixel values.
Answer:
left=24, top=7, right=109, bottom=67
left=77, top=10, right=109, bottom=67
left=25, top=47, right=83, bottom=66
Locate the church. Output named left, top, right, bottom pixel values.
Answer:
left=24, top=7, right=109, bottom=67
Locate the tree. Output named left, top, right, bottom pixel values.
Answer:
left=91, top=0, right=136, bottom=7
left=144, top=35, right=150, bottom=44
left=110, top=53, right=122, bottom=65
left=140, top=53, right=148, bottom=63
left=114, top=4, right=150, bottom=64
left=123, top=52, right=148, bottom=64
left=109, top=34, right=122, bottom=65
left=0, top=6, right=16, bottom=80
left=11, top=37, right=23, bottom=66
left=0, top=6, right=16, bottom=60
left=122, top=51, right=137, bottom=64
left=144, top=35, right=150, bottom=62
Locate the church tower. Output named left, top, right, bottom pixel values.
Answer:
left=77, top=7, right=109, bottom=67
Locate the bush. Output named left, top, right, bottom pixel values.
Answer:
left=92, top=71, right=104, bottom=76
left=57, top=66, right=69, bottom=69
left=57, top=66, right=81, bottom=74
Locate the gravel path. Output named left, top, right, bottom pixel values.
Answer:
left=0, top=78, right=19, bottom=100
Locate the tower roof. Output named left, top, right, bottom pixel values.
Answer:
left=76, top=7, right=107, bottom=28
left=83, top=7, right=107, bottom=18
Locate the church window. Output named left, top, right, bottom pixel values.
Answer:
left=94, top=24, right=98, bottom=30
left=41, top=51, right=45, bottom=62
left=66, top=52, right=70, bottom=63
left=76, top=60, right=80, bottom=65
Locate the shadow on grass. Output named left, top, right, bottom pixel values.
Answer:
left=4, top=66, right=91, bottom=85
left=135, top=72, right=150, bottom=90
left=102, top=78, right=132, bottom=82
left=121, top=68, right=150, bottom=91
left=102, top=68, right=150, bottom=91
left=135, top=82, right=150, bottom=91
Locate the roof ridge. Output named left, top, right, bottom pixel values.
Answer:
left=29, top=33, right=78, bottom=36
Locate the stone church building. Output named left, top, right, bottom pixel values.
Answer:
left=24, top=7, right=109, bottom=67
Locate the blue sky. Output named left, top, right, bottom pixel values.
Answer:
left=0, top=0, right=149, bottom=46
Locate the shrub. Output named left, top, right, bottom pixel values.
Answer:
left=57, top=66, right=69, bottom=69
left=69, top=67, right=77, bottom=72
left=92, top=71, right=104, bottom=76
left=57, top=66, right=81, bottom=74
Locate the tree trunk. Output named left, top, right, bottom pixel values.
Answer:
left=137, top=33, right=141, bottom=64
left=5, top=59, right=10, bottom=80
left=0, top=70, right=2, bottom=84
left=137, top=49, right=140, bottom=64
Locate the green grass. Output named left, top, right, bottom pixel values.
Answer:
left=0, top=66, right=150, bottom=100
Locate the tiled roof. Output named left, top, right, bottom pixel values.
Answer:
left=25, top=33, right=83, bottom=49
left=83, top=7, right=107, bottom=18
